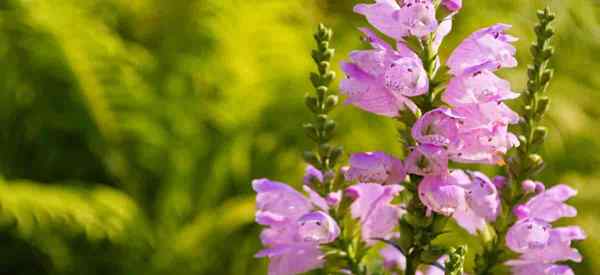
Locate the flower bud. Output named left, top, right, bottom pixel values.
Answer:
left=324, top=95, right=338, bottom=113
left=521, top=179, right=537, bottom=194
left=493, top=176, right=508, bottom=190
left=326, top=191, right=342, bottom=207
left=303, top=123, right=319, bottom=142
left=305, top=95, right=319, bottom=113
left=531, top=126, right=548, bottom=146
left=535, top=97, right=550, bottom=117
left=512, top=205, right=531, bottom=220
left=534, top=182, right=546, bottom=193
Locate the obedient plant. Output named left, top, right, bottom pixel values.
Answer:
left=253, top=2, right=585, bottom=275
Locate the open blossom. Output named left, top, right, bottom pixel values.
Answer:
left=345, top=152, right=406, bottom=184
left=443, top=70, right=519, bottom=106
left=354, top=0, right=438, bottom=40
left=506, top=184, right=585, bottom=275
left=405, top=144, right=448, bottom=176
left=346, top=183, right=404, bottom=244
left=419, top=170, right=500, bottom=234
left=453, top=171, right=501, bottom=234
left=418, top=171, right=466, bottom=216
left=447, top=24, right=518, bottom=76
left=413, top=107, right=519, bottom=165
left=340, top=28, right=427, bottom=117
left=411, top=108, right=461, bottom=148
left=253, top=179, right=340, bottom=275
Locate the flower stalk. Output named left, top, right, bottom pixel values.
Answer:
left=304, top=24, right=344, bottom=189
left=475, top=7, right=557, bottom=275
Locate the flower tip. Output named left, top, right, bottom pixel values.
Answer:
left=521, top=180, right=537, bottom=194
left=344, top=187, right=360, bottom=200
left=493, top=176, right=507, bottom=189
left=512, top=205, right=530, bottom=220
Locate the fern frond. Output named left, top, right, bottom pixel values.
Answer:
left=0, top=179, right=147, bottom=243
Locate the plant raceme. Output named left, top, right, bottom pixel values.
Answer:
left=252, top=1, right=584, bottom=275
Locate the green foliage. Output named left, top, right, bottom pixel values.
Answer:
left=0, top=0, right=597, bottom=274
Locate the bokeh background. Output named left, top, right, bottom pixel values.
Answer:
left=0, top=0, right=597, bottom=274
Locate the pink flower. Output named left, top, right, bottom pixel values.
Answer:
left=346, top=183, right=404, bottom=244
left=411, top=108, right=461, bottom=148
left=522, top=184, right=578, bottom=222
left=354, top=0, right=438, bottom=40
left=454, top=171, right=501, bottom=233
left=340, top=29, right=427, bottom=117
left=405, top=144, right=449, bottom=176
left=443, top=70, right=519, bottom=106
left=418, top=171, right=467, bottom=216
left=303, top=165, right=324, bottom=186
left=447, top=24, right=518, bottom=76
left=418, top=170, right=500, bottom=234
left=345, top=152, right=406, bottom=185
left=507, top=262, right=574, bottom=275
left=505, top=184, right=585, bottom=275
left=412, top=106, right=519, bottom=165
left=253, top=179, right=341, bottom=275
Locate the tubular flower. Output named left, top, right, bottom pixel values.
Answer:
left=345, top=152, right=406, bottom=185
left=340, top=28, right=427, bottom=117
left=505, top=184, right=585, bottom=275
left=354, top=0, right=438, bottom=40
left=253, top=179, right=340, bottom=275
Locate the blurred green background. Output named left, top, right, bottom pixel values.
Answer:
left=0, top=0, right=597, bottom=274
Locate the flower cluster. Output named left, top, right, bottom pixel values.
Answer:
left=506, top=184, right=585, bottom=275
left=252, top=1, right=584, bottom=275
left=253, top=174, right=341, bottom=274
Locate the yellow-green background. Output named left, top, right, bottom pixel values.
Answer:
left=0, top=0, right=597, bottom=274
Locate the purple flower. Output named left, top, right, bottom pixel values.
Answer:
left=411, top=108, right=461, bottom=148
left=443, top=70, right=519, bottom=106
left=254, top=179, right=313, bottom=226
left=253, top=179, right=341, bottom=275
left=505, top=184, right=585, bottom=275
left=346, top=183, right=404, bottom=244
left=255, top=244, right=326, bottom=275
left=418, top=170, right=500, bottom=234
left=447, top=103, right=520, bottom=164
left=340, top=29, right=427, bottom=117
left=405, top=144, right=448, bottom=176
left=442, top=0, right=462, bottom=11
left=456, top=171, right=501, bottom=231
left=522, top=184, right=578, bottom=222
left=506, top=262, right=574, bottom=275
left=449, top=124, right=520, bottom=164
left=345, top=152, right=406, bottom=184
left=432, top=14, right=455, bottom=52
left=418, top=171, right=467, bottom=216
left=303, top=165, right=324, bottom=186
left=521, top=179, right=538, bottom=194
left=447, top=24, right=518, bottom=76
left=493, top=175, right=508, bottom=190
left=354, top=0, right=438, bottom=40
left=506, top=225, right=585, bottom=274
left=450, top=102, right=520, bottom=131
left=412, top=105, right=519, bottom=165
left=296, top=211, right=341, bottom=243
